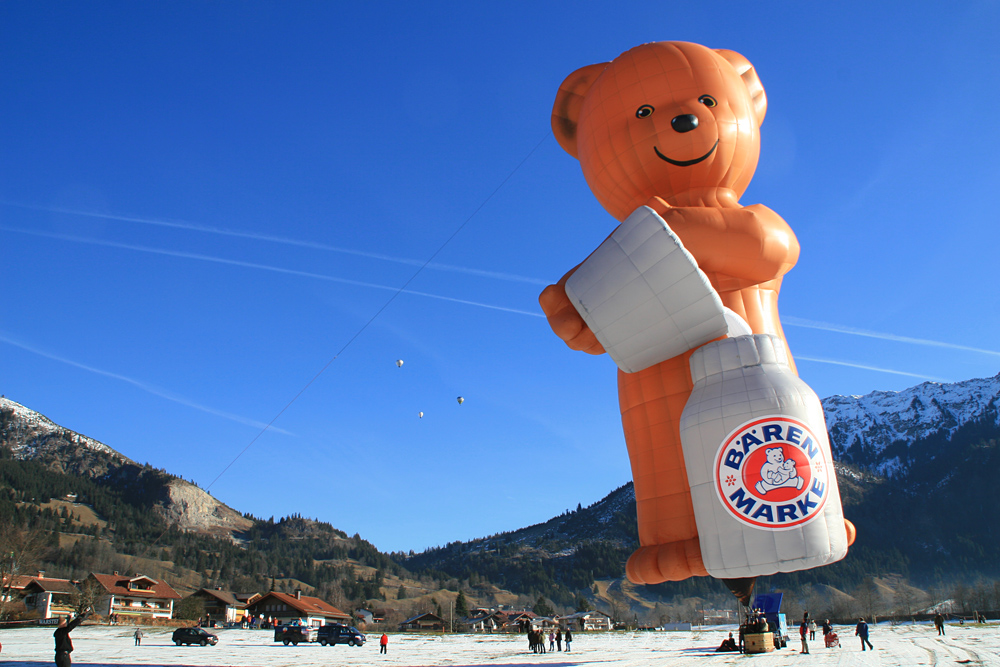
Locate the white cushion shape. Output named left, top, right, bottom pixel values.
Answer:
left=565, top=206, right=728, bottom=373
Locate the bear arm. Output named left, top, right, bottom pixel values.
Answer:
left=539, top=281, right=606, bottom=355
left=658, top=205, right=800, bottom=286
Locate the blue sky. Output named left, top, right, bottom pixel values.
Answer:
left=2, top=1, right=998, bottom=554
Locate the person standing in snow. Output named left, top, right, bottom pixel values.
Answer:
left=856, top=617, right=874, bottom=651
left=133, top=628, right=144, bottom=646
left=935, top=613, right=946, bottom=636
left=380, top=633, right=388, bottom=654
left=799, top=621, right=809, bottom=654
left=53, top=608, right=90, bottom=667
left=564, top=628, right=572, bottom=652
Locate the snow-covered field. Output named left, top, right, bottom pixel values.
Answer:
left=0, top=623, right=997, bottom=667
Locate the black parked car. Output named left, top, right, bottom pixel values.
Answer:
left=172, top=626, right=218, bottom=646
left=274, top=624, right=316, bottom=645
left=317, top=623, right=366, bottom=647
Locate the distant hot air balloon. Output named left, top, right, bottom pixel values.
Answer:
left=457, top=397, right=464, bottom=405
left=396, top=359, right=404, bottom=368
left=418, top=411, right=424, bottom=419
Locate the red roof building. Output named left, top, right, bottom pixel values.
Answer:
left=245, top=591, right=350, bottom=627
left=87, top=572, right=181, bottom=620
left=186, top=587, right=253, bottom=625
left=21, top=575, right=80, bottom=620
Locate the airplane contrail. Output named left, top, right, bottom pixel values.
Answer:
left=4, top=227, right=985, bottom=382
left=0, top=333, right=294, bottom=434
left=0, top=201, right=548, bottom=285
left=783, top=316, right=1000, bottom=357
left=795, top=355, right=948, bottom=382
left=0, top=226, right=545, bottom=318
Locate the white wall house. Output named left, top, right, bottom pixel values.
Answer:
left=88, top=572, right=180, bottom=620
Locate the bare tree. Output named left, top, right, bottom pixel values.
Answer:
left=952, top=583, right=972, bottom=613
left=605, top=596, right=625, bottom=625
left=853, top=578, right=880, bottom=621
left=893, top=581, right=920, bottom=618
left=70, top=577, right=105, bottom=616
left=0, top=523, right=49, bottom=620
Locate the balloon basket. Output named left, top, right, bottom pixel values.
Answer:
left=743, top=632, right=774, bottom=654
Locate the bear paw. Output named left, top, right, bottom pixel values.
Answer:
left=625, top=538, right=708, bottom=584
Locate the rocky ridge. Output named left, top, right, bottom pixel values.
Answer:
left=821, top=372, right=1000, bottom=476
left=0, top=396, right=250, bottom=538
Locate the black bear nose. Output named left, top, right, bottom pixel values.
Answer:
left=671, top=114, right=699, bottom=133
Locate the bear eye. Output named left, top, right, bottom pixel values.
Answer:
left=635, top=104, right=655, bottom=119
left=698, top=95, right=718, bottom=108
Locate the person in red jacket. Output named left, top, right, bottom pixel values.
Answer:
left=380, top=633, right=388, bottom=654
left=53, top=608, right=91, bottom=667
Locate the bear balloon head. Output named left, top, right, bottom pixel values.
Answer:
left=551, top=41, right=767, bottom=221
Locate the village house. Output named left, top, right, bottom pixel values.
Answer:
left=21, top=573, right=79, bottom=620
left=355, top=608, right=389, bottom=625
left=1, top=573, right=36, bottom=605
left=530, top=615, right=560, bottom=631
left=88, top=572, right=181, bottom=620
left=235, top=592, right=261, bottom=608
left=244, top=591, right=350, bottom=627
left=702, top=608, right=737, bottom=624
left=458, top=610, right=507, bottom=633
left=399, top=612, right=445, bottom=631
left=185, top=587, right=249, bottom=625
left=559, top=610, right=614, bottom=631
left=505, top=610, right=537, bottom=631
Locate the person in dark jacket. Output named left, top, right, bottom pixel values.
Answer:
left=855, top=617, right=874, bottom=651
left=934, top=613, right=946, bottom=636
left=54, top=609, right=91, bottom=667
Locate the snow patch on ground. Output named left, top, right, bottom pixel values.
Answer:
left=0, top=622, right=997, bottom=666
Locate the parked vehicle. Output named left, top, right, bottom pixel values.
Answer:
left=317, top=623, right=366, bottom=647
left=274, top=624, right=316, bottom=646
left=172, top=627, right=219, bottom=646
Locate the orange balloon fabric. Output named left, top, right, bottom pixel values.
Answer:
left=541, top=41, right=848, bottom=584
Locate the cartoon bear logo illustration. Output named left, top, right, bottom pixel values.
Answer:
left=754, top=447, right=803, bottom=495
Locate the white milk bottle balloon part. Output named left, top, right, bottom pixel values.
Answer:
left=679, top=334, right=849, bottom=578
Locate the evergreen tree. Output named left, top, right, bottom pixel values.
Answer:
left=176, top=595, right=205, bottom=621
left=533, top=595, right=554, bottom=617
left=455, top=590, right=469, bottom=617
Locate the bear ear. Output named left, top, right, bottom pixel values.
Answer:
left=551, top=62, right=607, bottom=158
left=714, top=49, right=767, bottom=125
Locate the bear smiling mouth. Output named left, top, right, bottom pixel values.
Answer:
left=654, top=139, right=719, bottom=167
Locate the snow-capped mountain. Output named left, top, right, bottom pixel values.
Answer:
left=0, top=396, right=251, bottom=537
left=0, top=396, right=134, bottom=466
left=822, top=373, right=1000, bottom=477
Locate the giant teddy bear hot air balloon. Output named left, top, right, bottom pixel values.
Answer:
left=539, top=41, right=855, bottom=602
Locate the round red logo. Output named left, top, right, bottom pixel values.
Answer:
left=713, top=415, right=830, bottom=529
